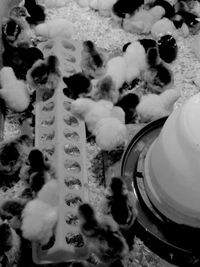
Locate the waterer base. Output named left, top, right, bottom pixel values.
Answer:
left=121, top=117, right=200, bottom=266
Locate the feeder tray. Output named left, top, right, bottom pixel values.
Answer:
left=31, top=38, right=89, bottom=264
left=121, top=117, right=200, bottom=266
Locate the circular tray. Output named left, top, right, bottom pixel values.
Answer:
left=121, top=117, right=200, bottom=266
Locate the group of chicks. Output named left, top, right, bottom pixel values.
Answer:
left=0, top=132, right=138, bottom=267
left=0, top=0, right=181, bottom=151
left=75, top=0, right=200, bottom=36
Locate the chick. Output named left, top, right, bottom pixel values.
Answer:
left=102, top=177, right=137, bottom=232
left=63, top=72, right=92, bottom=100
left=89, top=0, right=118, bottom=17
left=136, top=88, right=180, bottom=122
left=71, top=98, right=113, bottom=133
left=152, top=0, right=175, bottom=19
left=21, top=180, right=59, bottom=245
left=151, top=18, right=177, bottom=39
left=21, top=148, right=54, bottom=195
left=0, top=220, right=21, bottom=266
left=143, top=62, right=174, bottom=93
left=94, top=117, right=128, bottom=151
left=157, top=34, right=178, bottom=63
left=123, top=5, right=165, bottom=34
left=26, top=55, right=61, bottom=91
left=81, top=40, right=107, bottom=79
left=21, top=199, right=58, bottom=245
left=123, top=41, right=148, bottom=83
left=3, top=46, right=44, bottom=80
left=116, top=93, right=140, bottom=124
left=78, top=203, right=129, bottom=265
left=0, top=199, right=27, bottom=230
left=91, top=56, right=126, bottom=103
left=0, top=134, right=32, bottom=185
left=176, top=1, right=200, bottom=34
left=112, top=0, right=144, bottom=20
left=24, top=0, right=46, bottom=25
left=0, top=67, right=30, bottom=112
left=2, top=7, right=33, bottom=49
left=34, top=18, right=73, bottom=39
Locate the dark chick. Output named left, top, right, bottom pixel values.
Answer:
left=24, top=0, right=46, bottom=25
left=102, top=177, right=137, bottom=232
left=139, top=38, right=159, bottom=67
left=153, top=0, right=175, bottom=19
left=157, top=34, right=178, bottom=63
left=0, top=135, right=32, bottom=186
left=26, top=55, right=61, bottom=91
left=3, top=46, right=44, bottom=80
left=63, top=72, right=92, bottom=100
left=81, top=40, right=106, bottom=79
left=116, top=93, right=140, bottom=124
left=144, top=62, right=173, bottom=93
left=78, top=203, right=129, bottom=265
left=2, top=19, right=22, bottom=49
left=0, top=220, right=21, bottom=266
left=112, top=0, right=144, bottom=19
left=26, top=149, right=52, bottom=194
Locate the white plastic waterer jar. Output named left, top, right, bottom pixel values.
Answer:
left=144, top=93, right=200, bottom=228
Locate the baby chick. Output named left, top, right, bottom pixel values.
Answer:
left=91, top=56, right=126, bottom=103
left=0, top=220, right=21, bottom=266
left=81, top=40, right=107, bottom=79
left=63, top=72, right=92, bottom=100
left=21, top=148, right=54, bottom=195
left=26, top=55, right=61, bottom=91
left=0, top=67, right=30, bottom=112
left=136, top=88, right=180, bottom=122
left=78, top=203, right=129, bottom=266
left=112, top=0, right=144, bottom=21
left=116, top=93, right=140, bottom=124
left=24, top=0, right=46, bottom=25
left=102, top=177, right=137, bottom=233
left=157, top=34, right=178, bottom=63
left=0, top=134, right=32, bottom=186
left=143, top=62, right=174, bottom=93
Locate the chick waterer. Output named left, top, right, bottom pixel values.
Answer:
left=121, top=92, right=200, bottom=265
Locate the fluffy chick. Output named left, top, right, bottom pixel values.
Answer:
left=71, top=98, right=113, bottom=133
left=94, top=117, right=128, bottom=151
left=2, top=46, right=44, bottom=80
left=78, top=203, right=129, bottom=265
left=43, top=0, right=68, bottom=8
left=123, top=41, right=147, bottom=83
left=90, top=0, right=118, bottom=17
left=157, top=34, right=178, bottom=63
left=1, top=17, right=32, bottom=49
left=63, top=72, right=92, bottom=100
left=136, top=88, right=180, bottom=122
left=21, top=199, right=58, bottom=245
left=91, top=56, right=126, bottom=103
left=0, top=134, right=32, bottom=185
left=102, top=177, right=137, bottom=232
left=26, top=55, right=61, bottom=91
left=151, top=17, right=177, bottom=39
left=81, top=40, right=107, bottom=79
left=34, top=18, right=73, bottom=39
left=123, top=5, right=165, bottom=34
left=142, top=62, right=174, bottom=93
left=0, top=67, right=30, bottom=112
left=0, top=199, right=27, bottom=230
left=112, top=0, right=144, bottom=20
left=153, top=0, right=175, bottom=19
left=21, top=180, right=59, bottom=245
left=0, top=220, right=21, bottom=266
left=25, top=149, right=54, bottom=194
left=116, top=93, right=140, bottom=123
left=24, top=0, right=46, bottom=25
